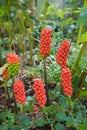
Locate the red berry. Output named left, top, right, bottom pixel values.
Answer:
left=13, top=80, right=26, bottom=104
left=6, top=53, right=20, bottom=64
left=33, top=104, right=39, bottom=113
left=56, top=39, right=70, bottom=68
left=6, top=53, right=20, bottom=76
left=40, top=29, right=52, bottom=58
left=61, top=68, right=73, bottom=96
left=33, top=79, right=46, bottom=108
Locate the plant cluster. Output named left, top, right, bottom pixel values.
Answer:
left=0, top=0, right=87, bottom=130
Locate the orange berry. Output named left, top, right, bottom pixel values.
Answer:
left=56, top=39, right=70, bottom=68
left=33, top=104, right=39, bottom=113
left=33, top=79, right=46, bottom=108
left=40, top=29, right=52, bottom=58
left=6, top=53, right=20, bottom=64
left=13, top=80, right=26, bottom=104
left=61, top=68, right=72, bottom=96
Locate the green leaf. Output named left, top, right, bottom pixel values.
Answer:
left=56, top=112, right=66, bottom=122
left=77, top=8, right=87, bottom=25
left=79, top=90, right=87, bottom=97
left=66, top=117, right=73, bottom=127
left=9, top=128, right=17, bottom=130
left=62, top=18, right=75, bottom=26
left=56, top=124, right=66, bottom=130
left=76, top=111, right=83, bottom=123
left=36, top=119, right=46, bottom=127
left=79, top=118, right=87, bottom=130
left=20, top=115, right=30, bottom=127
left=24, top=102, right=34, bottom=112
left=0, top=125, right=8, bottom=130
left=80, top=32, right=87, bottom=42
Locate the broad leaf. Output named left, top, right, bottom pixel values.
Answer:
left=56, top=112, right=66, bottom=122
left=56, top=124, right=66, bottom=130
left=77, top=8, right=87, bottom=25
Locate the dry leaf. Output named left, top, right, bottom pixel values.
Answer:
left=0, top=63, right=8, bottom=75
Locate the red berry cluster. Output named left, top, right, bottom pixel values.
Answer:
left=6, top=53, right=20, bottom=64
left=33, top=104, right=39, bottom=113
left=33, top=79, right=46, bottom=108
left=6, top=53, right=20, bottom=76
left=40, top=29, right=52, bottom=58
left=2, top=67, right=10, bottom=80
left=61, top=68, right=72, bottom=96
left=56, top=39, right=70, bottom=68
left=13, top=80, right=26, bottom=104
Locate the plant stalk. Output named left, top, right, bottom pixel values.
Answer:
left=77, top=70, right=87, bottom=98
left=76, top=25, right=83, bottom=46
left=4, top=82, right=7, bottom=112
left=43, top=58, right=50, bottom=106
left=71, top=43, right=87, bottom=75
left=42, top=108, right=54, bottom=130
left=12, top=77, right=18, bottom=114
left=76, top=0, right=87, bottom=47
left=20, top=104, right=24, bottom=114
left=28, top=0, right=34, bottom=66
left=7, top=87, right=10, bottom=107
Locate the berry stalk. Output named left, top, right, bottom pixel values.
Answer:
left=12, top=78, right=18, bottom=114
left=20, top=104, right=24, bottom=114
left=33, top=79, right=46, bottom=108
left=4, top=82, right=7, bottom=112
left=43, top=58, right=50, bottom=106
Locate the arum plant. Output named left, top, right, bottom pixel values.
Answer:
left=2, top=67, right=10, bottom=112
left=39, top=29, right=52, bottom=106
left=0, top=63, right=9, bottom=111
left=6, top=53, right=20, bottom=113
left=13, top=79, right=26, bottom=114
left=56, top=39, right=73, bottom=110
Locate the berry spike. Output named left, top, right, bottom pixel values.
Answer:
left=6, top=53, right=20, bottom=76
left=33, top=79, right=46, bottom=108
left=6, top=53, right=20, bottom=64
left=61, top=67, right=73, bottom=96
left=13, top=80, right=26, bottom=104
left=56, top=39, right=70, bottom=68
left=40, top=29, right=52, bottom=58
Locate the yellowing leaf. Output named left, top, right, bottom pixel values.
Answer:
left=0, top=63, right=8, bottom=76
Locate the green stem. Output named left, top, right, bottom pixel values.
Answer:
left=42, top=108, right=54, bottom=130
left=12, top=77, right=18, bottom=114
left=35, top=0, right=37, bottom=7
left=29, top=41, right=33, bottom=66
left=71, top=43, right=87, bottom=75
left=20, top=104, right=24, bottom=114
left=7, top=87, right=10, bottom=107
left=77, top=70, right=87, bottom=98
left=4, top=82, right=7, bottom=112
left=70, top=112, right=79, bottom=130
left=43, top=58, right=50, bottom=106
left=84, top=0, right=87, bottom=7
left=0, top=44, right=3, bottom=66
left=76, top=0, right=87, bottom=47
left=67, top=96, right=72, bottom=110
left=28, top=0, right=34, bottom=66
left=76, top=25, right=83, bottom=46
